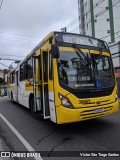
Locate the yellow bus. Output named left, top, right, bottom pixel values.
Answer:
left=7, top=32, right=119, bottom=124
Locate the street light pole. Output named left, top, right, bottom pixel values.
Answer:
left=0, top=60, right=20, bottom=70
left=0, top=58, right=21, bottom=70
left=8, top=61, right=21, bottom=70
left=0, top=58, right=21, bottom=62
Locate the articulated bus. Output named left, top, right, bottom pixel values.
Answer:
left=7, top=32, right=119, bottom=124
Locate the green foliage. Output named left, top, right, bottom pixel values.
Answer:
left=0, top=77, right=4, bottom=84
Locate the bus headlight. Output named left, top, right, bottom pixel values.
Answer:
left=58, top=93, right=74, bottom=109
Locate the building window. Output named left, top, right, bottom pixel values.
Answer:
left=107, top=30, right=110, bottom=34
left=81, top=0, right=84, bottom=5
left=13, top=72, right=15, bottom=83
left=86, top=13, right=88, bottom=20
left=85, top=1, right=87, bottom=8
left=94, top=19, right=97, bottom=23
left=20, top=63, right=25, bottom=81
left=87, top=23, right=88, bottom=30
left=26, top=57, right=33, bottom=79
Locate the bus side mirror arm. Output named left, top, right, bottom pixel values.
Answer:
left=51, top=44, right=59, bottom=58
left=49, top=54, right=53, bottom=80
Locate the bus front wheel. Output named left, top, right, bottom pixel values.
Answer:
left=30, top=96, right=43, bottom=120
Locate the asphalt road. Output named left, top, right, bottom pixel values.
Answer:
left=0, top=96, right=120, bottom=160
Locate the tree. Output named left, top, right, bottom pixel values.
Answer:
left=0, top=77, right=4, bottom=84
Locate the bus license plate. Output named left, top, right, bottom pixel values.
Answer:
left=94, top=108, right=104, bottom=113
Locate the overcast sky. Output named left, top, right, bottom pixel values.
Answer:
left=0, top=0, right=78, bottom=69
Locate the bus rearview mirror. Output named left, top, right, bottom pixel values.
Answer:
left=51, top=44, right=59, bottom=58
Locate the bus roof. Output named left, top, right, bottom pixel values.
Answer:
left=8, top=31, right=108, bottom=74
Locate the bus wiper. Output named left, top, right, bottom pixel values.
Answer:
left=88, top=37, right=103, bottom=60
left=72, top=44, right=94, bottom=81
left=98, top=48, right=103, bottom=59
left=72, top=44, right=91, bottom=65
left=73, top=51, right=87, bottom=66
left=94, top=48, right=103, bottom=66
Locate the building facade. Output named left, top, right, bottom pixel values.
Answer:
left=78, top=0, right=120, bottom=97
left=78, top=0, right=120, bottom=43
left=0, top=69, right=10, bottom=80
left=0, top=70, right=4, bottom=78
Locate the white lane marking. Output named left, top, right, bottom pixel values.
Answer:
left=0, top=113, right=43, bottom=160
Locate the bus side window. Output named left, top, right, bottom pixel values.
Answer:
left=10, top=72, right=15, bottom=84
left=20, top=63, right=25, bottom=81
left=43, top=52, right=48, bottom=82
left=49, top=52, right=53, bottom=80
left=26, top=57, right=33, bottom=79
left=13, top=72, right=15, bottom=83
left=10, top=74, right=12, bottom=84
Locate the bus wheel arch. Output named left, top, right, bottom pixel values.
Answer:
left=29, top=93, right=43, bottom=120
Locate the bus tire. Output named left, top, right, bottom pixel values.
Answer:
left=11, top=92, right=15, bottom=104
left=29, top=96, right=43, bottom=120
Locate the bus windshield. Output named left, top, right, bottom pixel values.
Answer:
left=58, top=49, right=115, bottom=90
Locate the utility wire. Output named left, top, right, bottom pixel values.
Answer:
left=0, top=31, right=42, bottom=40
left=65, top=0, right=106, bottom=30
left=0, top=33, right=40, bottom=42
left=108, top=43, right=120, bottom=48
left=69, top=0, right=120, bottom=33
left=116, top=35, right=120, bottom=40
left=108, top=44, right=120, bottom=50
left=96, top=16, right=120, bottom=21
left=0, top=55, right=25, bottom=57
left=64, top=0, right=104, bottom=29
left=113, top=0, right=120, bottom=6
left=0, top=36, right=39, bottom=43
left=100, top=30, right=120, bottom=39
left=0, top=63, right=8, bottom=68
left=71, top=4, right=109, bottom=32
left=71, top=3, right=119, bottom=34
left=66, top=18, right=79, bottom=28
left=70, top=1, right=108, bottom=32
left=0, top=58, right=21, bottom=61
left=96, top=29, right=108, bottom=32
left=113, top=0, right=119, bottom=5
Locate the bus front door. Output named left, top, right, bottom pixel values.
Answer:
left=15, top=71, right=19, bottom=102
left=33, top=52, right=50, bottom=119
left=33, top=55, right=42, bottom=114
left=42, top=51, right=50, bottom=119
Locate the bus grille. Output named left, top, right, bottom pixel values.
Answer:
left=80, top=106, right=112, bottom=120
left=79, top=100, right=113, bottom=109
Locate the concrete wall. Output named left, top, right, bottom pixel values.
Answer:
left=78, top=0, right=120, bottom=43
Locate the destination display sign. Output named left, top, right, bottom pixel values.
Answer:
left=55, top=33, right=108, bottom=49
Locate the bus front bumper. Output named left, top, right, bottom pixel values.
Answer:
left=56, top=100, right=119, bottom=124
